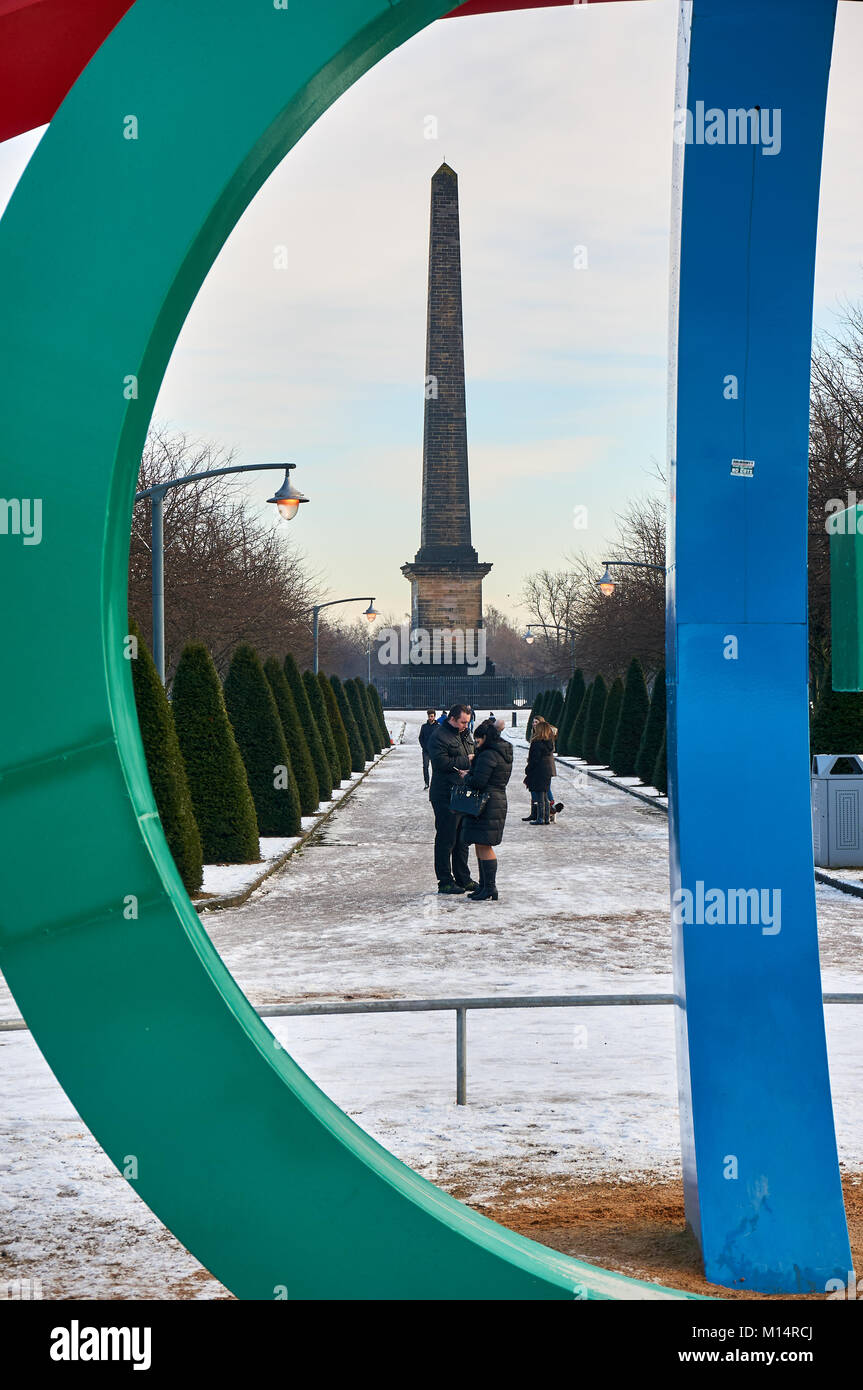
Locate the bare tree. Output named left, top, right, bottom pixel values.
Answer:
left=129, top=427, right=322, bottom=681
left=520, top=570, right=583, bottom=677
left=522, top=493, right=666, bottom=682
left=483, top=604, right=553, bottom=678
left=317, top=613, right=387, bottom=680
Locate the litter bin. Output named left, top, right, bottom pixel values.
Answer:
left=811, top=754, right=863, bottom=867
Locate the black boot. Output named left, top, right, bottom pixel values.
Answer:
left=522, top=800, right=538, bottom=822
left=530, top=798, right=550, bottom=825
left=467, top=860, right=498, bottom=901
left=466, top=862, right=486, bottom=899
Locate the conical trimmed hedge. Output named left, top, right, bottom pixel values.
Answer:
left=652, top=729, right=668, bottom=795
left=558, top=669, right=586, bottom=756
left=569, top=684, right=591, bottom=759
left=367, top=683, right=390, bottom=746
left=596, top=676, right=624, bottom=766
left=359, top=679, right=384, bottom=754
left=331, top=675, right=366, bottom=772
left=582, top=675, right=608, bottom=765
left=526, top=691, right=546, bottom=739
left=546, top=689, right=565, bottom=732
left=304, top=669, right=341, bottom=787
left=319, top=671, right=352, bottom=780
left=172, top=643, right=260, bottom=863
left=363, top=682, right=387, bottom=748
left=610, top=658, right=651, bottom=777
left=224, top=645, right=302, bottom=836
left=810, top=683, right=863, bottom=755
left=558, top=669, right=586, bottom=755
left=636, top=668, right=666, bottom=784
left=129, top=618, right=203, bottom=894
left=264, top=658, right=319, bottom=816
left=346, top=677, right=376, bottom=759
left=359, top=682, right=382, bottom=753
left=284, top=652, right=332, bottom=803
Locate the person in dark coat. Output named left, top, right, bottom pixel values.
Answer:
left=463, top=712, right=475, bottom=757
left=428, top=704, right=479, bottom=894
left=418, top=709, right=437, bottom=789
left=456, top=718, right=513, bottom=901
left=438, top=703, right=475, bottom=752
left=524, top=716, right=563, bottom=825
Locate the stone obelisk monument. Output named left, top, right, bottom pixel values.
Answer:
left=401, top=163, right=491, bottom=634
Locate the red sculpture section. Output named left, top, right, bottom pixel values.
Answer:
left=0, top=0, right=612, bottom=144
left=0, top=0, right=134, bottom=142
left=447, top=0, right=609, bottom=13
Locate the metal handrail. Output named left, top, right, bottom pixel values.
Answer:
left=257, top=993, right=677, bottom=1015
left=4, top=991, right=861, bottom=1105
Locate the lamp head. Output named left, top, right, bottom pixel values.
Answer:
left=597, top=565, right=615, bottom=597
left=267, top=466, right=308, bottom=521
left=363, top=601, right=378, bottom=623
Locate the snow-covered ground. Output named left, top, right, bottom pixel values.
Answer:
left=2, top=709, right=862, bottom=1298
left=194, top=768, right=372, bottom=903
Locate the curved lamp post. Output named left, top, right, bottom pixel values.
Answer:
left=312, top=596, right=377, bottom=675
left=134, top=462, right=306, bottom=682
left=597, top=558, right=665, bottom=598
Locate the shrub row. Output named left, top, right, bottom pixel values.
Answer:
left=534, top=652, right=863, bottom=800
left=527, top=659, right=666, bottom=793
left=129, top=621, right=389, bottom=889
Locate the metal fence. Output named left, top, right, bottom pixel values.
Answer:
left=9, top=992, right=857, bottom=1106
left=255, top=992, right=861, bottom=1104
left=373, top=674, right=550, bottom=710
left=256, top=993, right=677, bottom=1104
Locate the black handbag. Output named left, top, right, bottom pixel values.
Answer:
left=450, top=783, right=490, bottom=817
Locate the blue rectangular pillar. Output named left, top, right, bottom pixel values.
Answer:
left=668, top=0, right=851, bottom=1292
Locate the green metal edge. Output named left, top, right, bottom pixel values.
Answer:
left=830, top=504, right=863, bottom=691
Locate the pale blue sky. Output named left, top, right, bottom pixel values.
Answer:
left=3, top=1, right=863, bottom=619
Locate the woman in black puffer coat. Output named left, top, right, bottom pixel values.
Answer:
left=456, top=719, right=513, bottom=901
left=524, top=716, right=560, bottom=825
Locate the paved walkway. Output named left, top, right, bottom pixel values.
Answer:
left=2, top=708, right=862, bottom=1297
left=206, top=714, right=675, bottom=1002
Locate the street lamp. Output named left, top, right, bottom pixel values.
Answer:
left=597, top=565, right=616, bottom=597
left=311, top=596, right=377, bottom=675
left=596, top=558, right=665, bottom=597
left=134, top=460, right=306, bottom=683
left=523, top=621, right=577, bottom=664
left=363, top=602, right=379, bottom=682
left=266, top=466, right=308, bottom=521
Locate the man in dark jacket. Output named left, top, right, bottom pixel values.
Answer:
left=418, top=709, right=437, bottom=789
left=428, top=704, right=478, bottom=894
